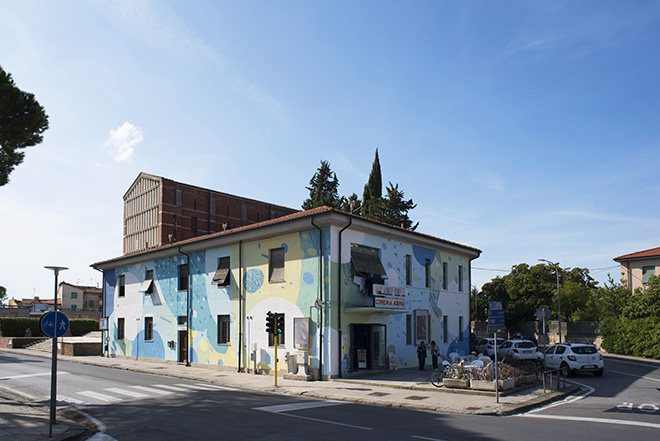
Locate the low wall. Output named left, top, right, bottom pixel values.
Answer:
left=0, top=337, right=47, bottom=348
left=473, top=320, right=601, bottom=348
left=60, top=342, right=102, bottom=356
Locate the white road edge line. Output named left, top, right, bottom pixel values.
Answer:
left=68, top=408, right=119, bottom=441
left=609, top=369, right=660, bottom=383
left=0, top=371, right=69, bottom=380
left=519, top=413, right=660, bottom=430
left=523, top=379, right=594, bottom=414
left=412, top=436, right=449, bottom=441
left=254, top=401, right=372, bottom=431
left=262, top=411, right=373, bottom=430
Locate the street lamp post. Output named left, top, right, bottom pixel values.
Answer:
left=44, top=265, right=68, bottom=438
left=538, top=259, right=561, bottom=343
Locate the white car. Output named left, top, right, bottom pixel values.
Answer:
left=476, top=338, right=505, bottom=357
left=541, top=343, right=604, bottom=377
left=499, top=339, right=539, bottom=361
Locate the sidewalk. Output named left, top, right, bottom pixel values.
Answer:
left=0, top=347, right=578, bottom=440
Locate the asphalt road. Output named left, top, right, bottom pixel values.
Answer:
left=1, top=352, right=658, bottom=440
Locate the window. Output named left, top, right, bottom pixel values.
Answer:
left=177, top=315, right=187, bottom=325
left=217, top=315, right=230, bottom=344
left=642, top=266, right=656, bottom=284
left=89, top=300, right=94, bottom=307
left=414, top=310, right=428, bottom=345
left=139, top=269, right=154, bottom=293
left=71, top=292, right=78, bottom=299
left=268, top=313, right=285, bottom=346
left=144, top=317, right=153, bottom=341
left=425, top=258, right=431, bottom=288
left=442, top=263, right=448, bottom=290
left=191, top=216, right=198, bottom=236
left=443, top=315, right=448, bottom=343
left=118, top=274, right=125, bottom=297
left=71, top=305, right=77, bottom=310
left=117, top=318, right=125, bottom=340
left=458, top=265, right=464, bottom=292
left=269, top=248, right=285, bottom=282
left=351, top=244, right=386, bottom=277
left=458, top=316, right=464, bottom=342
left=406, top=314, right=412, bottom=345
left=178, top=263, right=189, bottom=291
left=405, top=255, right=412, bottom=285
left=212, top=257, right=231, bottom=287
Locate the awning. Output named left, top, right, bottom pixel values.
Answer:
left=351, top=245, right=386, bottom=277
left=138, top=279, right=153, bottom=293
left=212, top=267, right=230, bottom=285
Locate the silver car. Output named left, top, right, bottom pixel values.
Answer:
left=476, top=338, right=505, bottom=357
left=499, top=339, right=539, bottom=361
left=541, top=343, right=604, bottom=377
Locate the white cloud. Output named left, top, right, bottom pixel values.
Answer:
left=104, top=121, right=143, bottom=162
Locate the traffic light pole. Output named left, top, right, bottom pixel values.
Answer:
left=274, top=334, right=278, bottom=387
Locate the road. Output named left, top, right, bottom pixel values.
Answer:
left=1, top=352, right=658, bottom=440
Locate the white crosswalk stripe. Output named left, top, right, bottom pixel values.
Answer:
left=77, top=390, right=123, bottom=403
left=104, top=387, right=149, bottom=398
left=174, top=383, right=217, bottom=391
left=57, top=395, right=90, bottom=406
left=129, top=385, right=174, bottom=395
left=152, top=384, right=189, bottom=392
left=195, top=383, right=240, bottom=391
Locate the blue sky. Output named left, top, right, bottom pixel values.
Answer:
left=1, top=1, right=659, bottom=301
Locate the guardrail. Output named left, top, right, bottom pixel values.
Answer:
left=540, top=368, right=566, bottom=393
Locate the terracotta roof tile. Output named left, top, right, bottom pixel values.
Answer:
left=614, top=246, right=660, bottom=261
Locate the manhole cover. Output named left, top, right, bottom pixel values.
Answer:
left=404, top=395, right=428, bottom=401
left=368, top=392, right=390, bottom=397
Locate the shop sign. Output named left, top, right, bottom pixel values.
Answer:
left=373, top=284, right=406, bottom=298
left=374, top=296, right=405, bottom=309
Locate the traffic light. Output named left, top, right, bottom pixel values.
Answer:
left=276, top=314, right=284, bottom=334
left=265, top=311, right=275, bottom=335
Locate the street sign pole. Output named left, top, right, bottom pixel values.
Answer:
left=44, top=265, right=67, bottom=438
left=494, top=331, right=499, bottom=403
left=274, top=334, right=278, bottom=387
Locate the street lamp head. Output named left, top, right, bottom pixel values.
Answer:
left=45, top=266, right=68, bottom=274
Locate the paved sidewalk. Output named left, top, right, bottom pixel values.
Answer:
left=0, top=347, right=578, bottom=440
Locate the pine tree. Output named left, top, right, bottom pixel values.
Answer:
left=301, top=160, right=342, bottom=210
left=362, top=149, right=382, bottom=220
left=380, top=182, right=418, bottom=230
left=341, top=193, right=362, bottom=215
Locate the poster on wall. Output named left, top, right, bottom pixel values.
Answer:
left=293, top=317, right=310, bottom=349
left=414, top=310, right=429, bottom=345
left=388, top=351, right=398, bottom=371
left=358, top=349, right=367, bottom=368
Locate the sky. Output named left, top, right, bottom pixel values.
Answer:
left=1, top=0, right=659, bottom=302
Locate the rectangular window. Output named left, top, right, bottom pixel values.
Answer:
left=89, top=300, right=94, bottom=307
left=268, top=313, right=285, bottom=346
left=212, top=257, right=231, bottom=287
left=442, top=263, right=448, bottom=290
left=642, top=266, right=656, bottom=284
left=71, top=305, right=77, bottom=310
left=191, top=216, right=198, bottom=236
left=458, top=316, right=464, bottom=342
left=145, top=317, right=153, bottom=341
left=351, top=244, right=386, bottom=277
left=118, top=275, right=125, bottom=297
left=217, top=315, right=230, bottom=344
left=71, top=292, right=78, bottom=299
left=443, top=315, right=448, bottom=343
left=178, top=263, right=189, bottom=291
left=177, top=315, right=187, bottom=325
left=269, top=248, right=285, bottom=282
left=458, top=265, right=464, bottom=292
left=139, top=269, right=154, bottom=294
left=405, top=255, right=412, bottom=286
left=425, top=258, right=431, bottom=288
left=406, top=314, right=412, bottom=345
left=414, top=310, right=428, bottom=345
left=117, top=317, right=125, bottom=340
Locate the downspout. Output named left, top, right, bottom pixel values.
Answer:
left=310, top=218, right=323, bottom=380
left=337, top=217, right=352, bottom=378
left=92, top=266, right=107, bottom=357
left=178, top=247, right=191, bottom=367
left=238, top=240, right=243, bottom=373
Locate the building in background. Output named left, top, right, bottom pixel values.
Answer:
left=58, top=282, right=103, bottom=312
left=93, top=206, right=480, bottom=379
left=123, top=172, right=298, bottom=255
left=614, top=246, right=660, bottom=292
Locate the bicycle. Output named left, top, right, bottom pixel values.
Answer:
left=430, top=363, right=453, bottom=387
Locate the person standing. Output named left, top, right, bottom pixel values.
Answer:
left=430, top=341, right=440, bottom=370
left=417, top=341, right=428, bottom=370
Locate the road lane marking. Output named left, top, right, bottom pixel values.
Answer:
left=412, top=436, right=449, bottom=441
left=254, top=401, right=371, bottom=430
left=519, top=413, right=660, bottom=430
left=58, top=395, right=89, bottom=405
left=152, top=384, right=189, bottom=392
left=174, top=383, right=217, bottom=391
left=0, top=371, right=69, bottom=380
left=609, top=369, right=660, bottom=383
left=77, top=390, right=123, bottom=403
left=129, top=385, right=174, bottom=395
left=104, top=387, right=149, bottom=398
left=195, top=383, right=240, bottom=391
left=523, top=379, right=594, bottom=414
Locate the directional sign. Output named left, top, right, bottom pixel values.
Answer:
left=489, top=301, right=503, bottom=310
left=488, top=301, right=505, bottom=334
left=40, top=311, right=69, bottom=338
left=536, top=307, right=552, bottom=321
left=489, top=309, right=505, bottom=319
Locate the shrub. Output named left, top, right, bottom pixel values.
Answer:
left=0, top=317, right=99, bottom=337
left=601, top=316, right=660, bottom=359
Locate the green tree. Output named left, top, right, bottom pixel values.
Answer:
left=340, top=192, right=361, bottom=215
left=0, top=66, right=49, bottom=186
left=0, top=286, right=6, bottom=305
left=623, top=276, right=660, bottom=319
left=379, top=182, right=418, bottom=230
left=362, top=149, right=382, bottom=220
left=301, top=160, right=342, bottom=210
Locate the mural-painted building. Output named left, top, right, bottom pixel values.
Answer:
left=92, top=206, right=480, bottom=379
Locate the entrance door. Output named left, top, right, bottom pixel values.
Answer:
left=178, top=330, right=188, bottom=363
left=351, top=324, right=387, bottom=371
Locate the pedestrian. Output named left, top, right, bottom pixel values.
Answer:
left=430, top=340, right=440, bottom=370
left=417, top=341, right=428, bottom=370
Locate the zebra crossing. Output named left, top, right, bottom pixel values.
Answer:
left=53, top=382, right=238, bottom=407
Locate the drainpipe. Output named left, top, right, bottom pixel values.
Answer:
left=310, top=218, right=323, bottom=380
left=178, top=247, right=192, bottom=367
left=92, top=267, right=107, bottom=358
left=238, top=240, right=243, bottom=373
left=337, top=217, right=352, bottom=378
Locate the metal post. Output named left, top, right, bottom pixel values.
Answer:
left=274, top=334, right=278, bottom=387
left=539, top=259, right=561, bottom=343
left=494, top=331, right=499, bottom=403
left=44, top=266, right=67, bottom=438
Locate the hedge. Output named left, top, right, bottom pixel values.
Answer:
left=0, top=317, right=99, bottom=337
left=600, top=316, right=660, bottom=360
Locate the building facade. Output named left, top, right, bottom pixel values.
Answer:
left=123, top=173, right=298, bottom=255
left=58, top=282, right=103, bottom=312
left=614, top=246, right=660, bottom=292
left=94, top=207, right=480, bottom=378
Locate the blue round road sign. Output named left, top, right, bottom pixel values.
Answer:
left=40, top=311, right=69, bottom=338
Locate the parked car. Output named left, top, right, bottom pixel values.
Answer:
left=476, top=338, right=505, bottom=357
left=499, top=339, right=539, bottom=361
left=540, top=343, right=604, bottom=377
